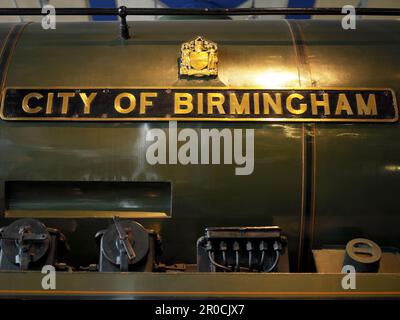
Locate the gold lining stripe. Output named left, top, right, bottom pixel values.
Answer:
left=5, top=210, right=169, bottom=219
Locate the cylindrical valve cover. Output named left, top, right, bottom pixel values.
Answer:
left=343, top=238, right=382, bottom=273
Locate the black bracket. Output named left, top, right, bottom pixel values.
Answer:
left=118, top=6, right=130, bottom=40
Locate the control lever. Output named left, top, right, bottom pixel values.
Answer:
left=113, top=217, right=136, bottom=260
left=0, top=227, right=48, bottom=242
left=0, top=222, right=49, bottom=270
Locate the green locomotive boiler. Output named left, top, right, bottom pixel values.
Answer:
left=0, top=9, right=399, bottom=299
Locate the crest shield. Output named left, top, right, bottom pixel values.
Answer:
left=179, top=36, right=218, bottom=77
left=190, top=51, right=209, bottom=70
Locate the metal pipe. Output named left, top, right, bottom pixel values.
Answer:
left=208, top=251, right=231, bottom=272
left=264, top=251, right=280, bottom=273
left=1, top=7, right=400, bottom=16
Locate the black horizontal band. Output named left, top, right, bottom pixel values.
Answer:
left=0, top=7, right=400, bottom=16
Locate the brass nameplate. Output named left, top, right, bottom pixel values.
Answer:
left=1, top=87, right=398, bottom=122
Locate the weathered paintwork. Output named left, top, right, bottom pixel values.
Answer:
left=0, top=20, right=399, bottom=295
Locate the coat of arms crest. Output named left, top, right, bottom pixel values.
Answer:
left=179, top=36, right=218, bottom=77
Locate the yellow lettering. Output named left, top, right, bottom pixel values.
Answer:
left=46, top=92, right=54, bottom=114
left=335, top=93, right=353, bottom=115
left=22, top=92, right=43, bottom=114
left=114, top=93, right=136, bottom=114
left=263, top=93, right=282, bottom=114
left=207, top=93, right=225, bottom=114
left=197, top=93, right=204, bottom=114
left=140, top=92, right=158, bottom=114
left=174, top=93, right=193, bottom=114
left=286, top=93, right=307, bottom=115
left=58, top=92, right=75, bottom=114
left=356, top=94, right=377, bottom=115
left=230, top=93, right=250, bottom=114
left=79, top=92, right=97, bottom=114
left=311, top=93, right=330, bottom=115
left=253, top=93, right=260, bottom=115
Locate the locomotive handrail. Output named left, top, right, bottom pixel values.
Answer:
left=1, top=6, right=400, bottom=40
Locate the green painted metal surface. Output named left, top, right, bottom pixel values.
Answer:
left=0, top=19, right=398, bottom=298
left=0, top=21, right=303, bottom=268
left=298, top=21, right=400, bottom=250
